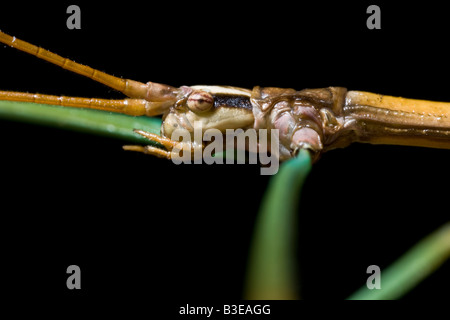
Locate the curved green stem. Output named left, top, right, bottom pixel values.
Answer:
left=348, top=222, right=450, bottom=300
left=244, top=149, right=312, bottom=300
left=0, top=100, right=162, bottom=143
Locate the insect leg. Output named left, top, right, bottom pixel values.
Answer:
left=122, top=145, right=172, bottom=159
left=123, top=129, right=180, bottom=159
left=0, top=90, right=149, bottom=116
left=0, top=30, right=179, bottom=105
left=132, top=129, right=177, bottom=150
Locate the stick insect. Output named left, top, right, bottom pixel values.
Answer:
left=1, top=29, right=449, bottom=300
left=1, top=30, right=450, bottom=164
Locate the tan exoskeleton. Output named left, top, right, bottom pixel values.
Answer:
left=2, top=30, right=450, bottom=163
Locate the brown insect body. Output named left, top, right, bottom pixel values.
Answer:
left=1, top=30, right=450, bottom=163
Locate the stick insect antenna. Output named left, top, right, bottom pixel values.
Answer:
left=0, top=30, right=177, bottom=102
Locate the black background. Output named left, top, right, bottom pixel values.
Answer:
left=0, top=0, right=449, bottom=312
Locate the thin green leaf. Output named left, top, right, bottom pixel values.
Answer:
left=347, top=222, right=450, bottom=300
left=0, top=100, right=162, bottom=144
left=244, top=149, right=312, bottom=299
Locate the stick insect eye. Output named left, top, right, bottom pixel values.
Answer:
left=186, top=90, right=214, bottom=113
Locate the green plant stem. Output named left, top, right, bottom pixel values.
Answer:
left=244, top=149, right=312, bottom=300
left=0, top=100, right=162, bottom=143
left=348, top=222, right=450, bottom=300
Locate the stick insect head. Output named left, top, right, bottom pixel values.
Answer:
left=124, top=84, right=255, bottom=160
left=144, top=82, right=242, bottom=117
left=158, top=85, right=255, bottom=139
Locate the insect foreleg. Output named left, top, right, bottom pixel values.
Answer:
left=0, top=90, right=150, bottom=116
left=0, top=30, right=180, bottom=105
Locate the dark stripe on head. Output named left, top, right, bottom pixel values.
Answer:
left=213, top=94, right=253, bottom=110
